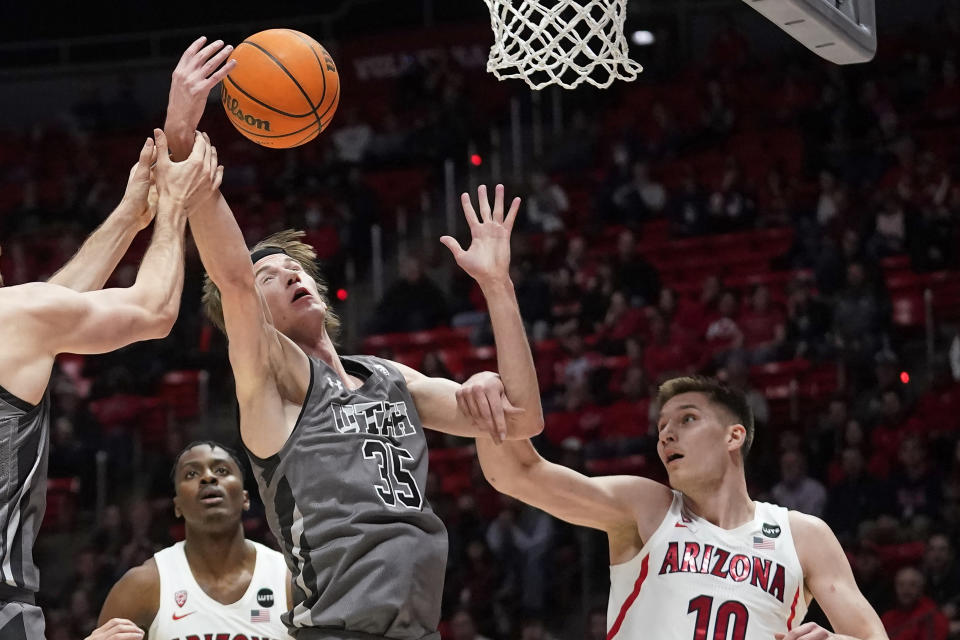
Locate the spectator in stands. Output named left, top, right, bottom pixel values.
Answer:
left=871, top=196, right=909, bottom=257
left=784, top=273, right=832, bottom=359
left=450, top=609, right=493, bottom=640
left=910, top=201, right=957, bottom=272
left=486, top=498, right=554, bottom=617
left=922, top=533, right=960, bottom=612
left=643, top=309, right=694, bottom=383
left=704, top=290, right=743, bottom=360
left=832, top=262, right=886, bottom=366
left=596, top=291, right=645, bottom=354
left=699, top=79, right=736, bottom=141
left=525, top=171, right=569, bottom=233
left=825, top=448, right=885, bottom=544
left=718, top=356, right=769, bottom=426
left=809, top=397, right=848, bottom=478
left=882, top=566, right=949, bottom=640
left=611, top=230, right=660, bottom=306
left=373, top=256, right=450, bottom=333
left=738, top=284, right=786, bottom=363
left=771, top=450, right=827, bottom=517
left=707, top=159, right=755, bottom=232
left=611, top=161, right=667, bottom=226
left=888, top=435, right=943, bottom=523
left=668, top=167, right=710, bottom=237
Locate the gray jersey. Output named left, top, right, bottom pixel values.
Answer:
left=0, top=385, right=50, bottom=598
left=247, top=355, right=447, bottom=640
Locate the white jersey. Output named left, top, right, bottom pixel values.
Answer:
left=149, top=540, right=292, bottom=640
left=607, top=491, right=808, bottom=640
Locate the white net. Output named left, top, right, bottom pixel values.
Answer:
left=483, top=0, right=643, bottom=90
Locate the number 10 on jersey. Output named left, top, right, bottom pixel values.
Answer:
left=362, top=439, right=424, bottom=509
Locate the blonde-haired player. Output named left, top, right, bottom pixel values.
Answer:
left=462, top=376, right=888, bottom=640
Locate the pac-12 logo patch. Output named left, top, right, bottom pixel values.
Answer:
left=762, top=522, right=782, bottom=538
left=175, top=589, right=188, bottom=608
left=256, top=587, right=275, bottom=607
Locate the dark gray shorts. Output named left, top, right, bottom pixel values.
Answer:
left=0, top=601, right=45, bottom=639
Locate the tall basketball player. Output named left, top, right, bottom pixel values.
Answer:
left=0, top=129, right=220, bottom=639
left=469, top=376, right=888, bottom=640
left=162, top=39, right=544, bottom=639
left=94, top=441, right=292, bottom=639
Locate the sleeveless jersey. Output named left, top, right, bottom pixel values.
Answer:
left=0, top=384, right=50, bottom=596
left=149, top=540, right=291, bottom=640
left=247, top=355, right=448, bottom=640
left=607, top=491, right=808, bottom=640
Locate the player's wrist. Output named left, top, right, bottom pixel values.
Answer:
left=476, top=274, right=514, bottom=294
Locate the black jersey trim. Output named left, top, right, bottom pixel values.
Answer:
left=245, top=360, right=316, bottom=470
left=0, top=386, right=34, bottom=414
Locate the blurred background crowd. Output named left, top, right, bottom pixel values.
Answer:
left=1, top=1, right=960, bottom=638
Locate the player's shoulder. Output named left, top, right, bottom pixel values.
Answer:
left=0, top=282, right=67, bottom=309
left=118, top=556, right=161, bottom=589
left=0, top=282, right=81, bottom=334
left=786, top=510, right=833, bottom=540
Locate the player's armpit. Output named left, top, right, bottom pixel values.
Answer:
left=97, top=560, right=160, bottom=630
left=790, top=512, right=889, bottom=640
left=477, top=437, right=673, bottom=538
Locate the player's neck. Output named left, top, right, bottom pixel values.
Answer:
left=298, top=333, right=362, bottom=391
left=681, top=473, right=754, bottom=530
left=183, top=525, right=253, bottom=578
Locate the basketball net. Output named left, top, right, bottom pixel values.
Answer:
left=483, top=0, right=643, bottom=90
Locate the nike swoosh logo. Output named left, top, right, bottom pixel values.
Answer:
left=674, top=523, right=687, bottom=528
left=172, top=611, right=196, bottom=621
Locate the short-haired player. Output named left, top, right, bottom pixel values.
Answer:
left=466, top=375, right=888, bottom=640
left=92, top=441, right=292, bottom=639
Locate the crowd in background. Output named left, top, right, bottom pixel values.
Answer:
left=1, top=6, right=960, bottom=640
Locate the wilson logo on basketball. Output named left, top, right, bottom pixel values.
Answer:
left=221, top=87, right=272, bottom=132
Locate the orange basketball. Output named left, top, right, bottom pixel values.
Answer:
left=221, top=29, right=340, bottom=149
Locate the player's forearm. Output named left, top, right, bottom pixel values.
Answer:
left=476, top=435, right=542, bottom=496
left=129, top=199, right=187, bottom=321
left=163, top=116, right=197, bottom=162
left=478, top=278, right=544, bottom=438
left=188, top=193, right=256, bottom=292
left=48, top=202, right=140, bottom=292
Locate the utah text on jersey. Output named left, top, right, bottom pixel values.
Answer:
left=330, top=400, right=416, bottom=438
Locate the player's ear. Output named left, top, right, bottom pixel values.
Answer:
left=173, top=495, right=183, bottom=519
left=727, top=423, right=746, bottom=453
left=243, top=489, right=250, bottom=512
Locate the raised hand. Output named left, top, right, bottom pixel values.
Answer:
left=166, top=36, right=237, bottom=159
left=84, top=618, right=144, bottom=640
left=441, top=184, right=520, bottom=286
left=455, top=371, right=524, bottom=444
left=153, top=128, right=223, bottom=215
left=119, top=137, right=158, bottom=231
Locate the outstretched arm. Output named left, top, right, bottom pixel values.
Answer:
left=163, top=37, right=305, bottom=458
left=476, top=436, right=672, bottom=561
left=780, top=512, right=888, bottom=640
left=412, top=184, right=544, bottom=441
left=48, top=139, right=158, bottom=291
left=0, top=130, right=220, bottom=404
left=450, top=186, right=544, bottom=440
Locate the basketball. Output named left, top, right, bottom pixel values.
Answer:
left=220, top=29, right=340, bottom=148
